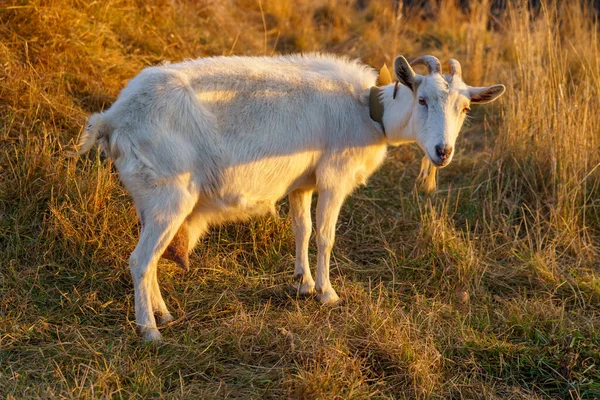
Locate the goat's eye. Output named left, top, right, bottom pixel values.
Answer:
left=418, top=98, right=427, bottom=106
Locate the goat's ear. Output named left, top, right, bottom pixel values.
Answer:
left=378, top=64, right=393, bottom=86
left=394, top=56, right=418, bottom=92
left=469, top=84, right=506, bottom=104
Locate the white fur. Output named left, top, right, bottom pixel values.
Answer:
left=76, top=53, right=503, bottom=341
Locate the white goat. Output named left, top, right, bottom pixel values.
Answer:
left=77, top=53, right=505, bottom=341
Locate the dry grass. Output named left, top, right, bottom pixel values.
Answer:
left=2, top=0, right=600, bottom=398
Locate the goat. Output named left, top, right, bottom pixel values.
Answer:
left=76, top=53, right=505, bottom=341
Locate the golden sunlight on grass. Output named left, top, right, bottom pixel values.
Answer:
left=1, top=0, right=599, bottom=398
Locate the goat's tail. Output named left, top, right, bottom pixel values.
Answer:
left=70, top=113, right=114, bottom=157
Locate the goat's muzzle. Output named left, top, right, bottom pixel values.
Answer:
left=434, top=144, right=453, bottom=166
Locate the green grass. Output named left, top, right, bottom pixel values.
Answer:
left=1, top=0, right=600, bottom=398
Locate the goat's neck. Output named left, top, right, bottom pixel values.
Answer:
left=379, top=84, right=417, bottom=146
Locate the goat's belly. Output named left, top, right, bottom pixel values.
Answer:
left=202, top=154, right=316, bottom=221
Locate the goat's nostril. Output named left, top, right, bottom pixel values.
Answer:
left=435, top=145, right=453, bottom=160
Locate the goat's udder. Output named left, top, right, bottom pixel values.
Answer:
left=161, top=222, right=190, bottom=271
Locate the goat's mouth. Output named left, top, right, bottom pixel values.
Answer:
left=432, top=158, right=451, bottom=168
left=425, top=150, right=451, bottom=168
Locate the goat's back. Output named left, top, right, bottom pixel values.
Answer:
left=90, top=54, right=381, bottom=200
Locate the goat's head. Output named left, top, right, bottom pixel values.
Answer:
left=393, top=55, right=505, bottom=167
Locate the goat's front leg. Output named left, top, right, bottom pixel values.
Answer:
left=289, top=188, right=315, bottom=295
left=315, top=188, right=346, bottom=305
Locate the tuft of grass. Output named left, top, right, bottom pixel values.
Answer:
left=2, top=0, right=600, bottom=398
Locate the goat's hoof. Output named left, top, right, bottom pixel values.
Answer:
left=316, top=289, right=341, bottom=306
left=158, top=313, right=174, bottom=325
left=293, top=273, right=315, bottom=296
left=141, top=328, right=163, bottom=343
left=295, top=281, right=316, bottom=296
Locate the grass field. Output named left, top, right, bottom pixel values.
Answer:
left=2, top=0, right=600, bottom=398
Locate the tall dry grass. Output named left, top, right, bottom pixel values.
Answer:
left=1, top=0, right=600, bottom=398
left=481, top=2, right=600, bottom=302
left=499, top=2, right=600, bottom=238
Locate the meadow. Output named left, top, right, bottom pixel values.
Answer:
left=1, top=0, right=600, bottom=398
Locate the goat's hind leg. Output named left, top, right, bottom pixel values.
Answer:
left=155, top=213, right=209, bottom=325
left=138, top=211, right=179, bottom=326
left=130, top=186, right=196, bottom=341
left=150, top=265, right=174, bottom=325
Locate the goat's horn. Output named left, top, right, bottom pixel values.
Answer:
left=449, top=59, right=462, bottom=80
left=410, top=55, right=442, bottom=75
